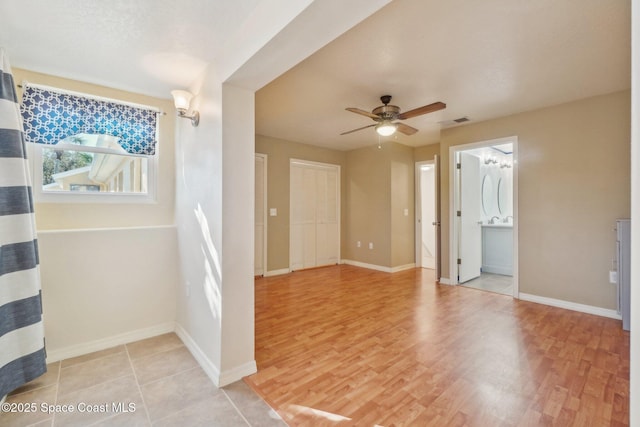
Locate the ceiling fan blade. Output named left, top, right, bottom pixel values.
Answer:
left=346, top=107, right=380, bottom=120
left=397, top=101, right=446, bottom=120
left=396, top=122, right=418, bottom=135
left=340, top=124, right=376, bottom=135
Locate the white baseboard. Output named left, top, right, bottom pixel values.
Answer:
left=218, top=361, right=257, bottom=387
left=174, top=323, right=221, bottom=386
left=46, top=322, right=176, bottom=363
left=438, top=277, right=453, bottom=285
left=264, top=268, right=290, bottom=277
left=342, top=259, right=390, bottom=272
left=519, top=293, right=621, bottom=320
left=174, top=323, right=257, bottom=388
left=391, top=263, right=416, bottom=273
left=342, top=259, right=414, bottom=273
left=267, top=264, right=416, bottom=275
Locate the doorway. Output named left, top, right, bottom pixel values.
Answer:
left=415, top=157, right=440, bottom=279
left=449, top=137, right=519, bottom=297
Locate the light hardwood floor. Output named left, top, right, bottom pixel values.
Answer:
left=246, top=265, right=629, bottom=426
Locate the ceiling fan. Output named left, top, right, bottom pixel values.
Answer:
left=341, top=95, right=446, bottom=136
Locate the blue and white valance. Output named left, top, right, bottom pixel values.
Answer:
left=20, top=84, right=159, bottom=155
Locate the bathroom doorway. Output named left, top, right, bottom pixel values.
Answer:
left=449, top=137, right=519, bottom=297
left=415, top=157, right=440, bottom=279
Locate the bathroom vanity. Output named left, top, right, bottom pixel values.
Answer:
left=481, top=224, right=513, bottom=275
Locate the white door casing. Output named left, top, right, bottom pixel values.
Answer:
left=449, top=136, right=519, bottom=297
left=416, top=161, right=437, bottom=270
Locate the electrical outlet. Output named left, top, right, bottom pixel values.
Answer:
left=609, top=271, right=618, bottom=284
left=369, top=242, right=373, bottom=250
left=404, top=208, right=409, bottom=216
left=357, top=241, right=361, bottom=248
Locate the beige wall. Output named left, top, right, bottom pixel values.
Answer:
left=255, top=135, right=348, bottom=272
left=440, top=90, right=630, bottom=309
left=257, top=137, right=417, bottom=271
left=12, top=69, right=178, bottom=360
left=39, top=226, right=178, bottom=361
left=391, top=143, right=415, bottom=267
left=415, top=143, right=440, bottom=162
left=345, top=144, right=392, bottom=266
left=345, top=141, right=415, bottom=268
left=13, top=68, right=176, bottom=229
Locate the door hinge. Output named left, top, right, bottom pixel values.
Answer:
left=456, top=163, right=461, bottom=169
left=457, top=210, right=461, bottom=217
left=457, top=258, right=462, bottom=265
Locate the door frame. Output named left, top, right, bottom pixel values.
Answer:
left=415, top=158, right=440, bottom=278
left=449, top=136, right=519, bottom=298
left=255, top=153, right=268, bottom=276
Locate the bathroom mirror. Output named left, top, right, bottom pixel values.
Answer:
left=481, top=175, right=493, bottom=215
left=497, top=177, right=506, bottom=214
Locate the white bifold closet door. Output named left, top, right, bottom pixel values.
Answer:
left=290, top=160, right=340, bottom=270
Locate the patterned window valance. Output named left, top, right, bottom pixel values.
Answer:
left=20, top=84, right=159, bottom=155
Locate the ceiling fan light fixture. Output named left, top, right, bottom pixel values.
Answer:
left=376, top=121, right=397, bottom=136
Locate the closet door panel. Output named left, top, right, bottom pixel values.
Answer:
left=302, top=168, right=316, bottom=223
left=326, top=222, right=339, bottom=264
left=325, top=169, right=339, bottom=262
left=302, top=223, right=317, bottom=268
left=290, top=165, right=305, bottom=270
left=316, top=223, right=329, bottom=266
left=290, top=161, right=340, bottom=271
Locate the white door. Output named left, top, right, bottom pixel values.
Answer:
left=290, top=164, right=307, bottom=270
left=290, top=160, right=340, bottom=270
left=254, top=154, right=267, bottom=276
left=458, top=152, right=482, bottom=283
left=420, top=164, right=436, bottom=269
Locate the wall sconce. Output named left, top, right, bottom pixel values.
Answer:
left=171, top=90, right=199, bottom=127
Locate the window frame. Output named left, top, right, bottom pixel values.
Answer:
left=30, top=141, right=158, bottom=204
left=20, top=84, right=161, bottom=205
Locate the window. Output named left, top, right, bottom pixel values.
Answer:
left=20, top=84, right=159, bottom=203
left=38, top=134, right=150, bottom=195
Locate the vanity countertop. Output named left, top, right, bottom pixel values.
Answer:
left=482, top=223, right=513, bottom=228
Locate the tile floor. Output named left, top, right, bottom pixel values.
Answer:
left=2, top=333, right=286, bottom=427
left=461, top=272, right=513, bottom=295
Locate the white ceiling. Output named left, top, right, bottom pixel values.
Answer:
left=256, top=0, right=631, bottom=150
left=0, top=0, right=631, bottom=153
left=0, top=0, right=262, bottom=97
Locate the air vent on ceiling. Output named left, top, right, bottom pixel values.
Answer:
left=439, top=116, right=471, bottom=127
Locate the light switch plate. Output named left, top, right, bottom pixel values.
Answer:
left=269, top=208, right=277, bottom=216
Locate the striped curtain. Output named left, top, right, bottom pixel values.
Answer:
left=0, top=48, right=46, bottom=398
